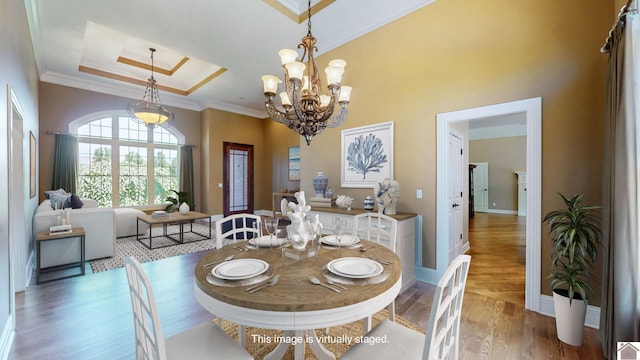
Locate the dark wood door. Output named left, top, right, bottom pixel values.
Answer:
left=223, top=142, right=254, bottom=216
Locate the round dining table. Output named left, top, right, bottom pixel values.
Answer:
left=194, top=238, right=402, bottom=360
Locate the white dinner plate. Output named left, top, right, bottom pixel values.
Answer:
left=212, top=259, right=269, bottom=280
left=321, top=235, right=360, bottom=247
left=327, top=257, right=384, bottom=279
left=249, top=236, right=287, bottom=247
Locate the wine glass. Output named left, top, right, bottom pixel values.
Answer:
left=264, top=217, right=279, bottom=247
left=333, top=217, right=347, bottom=250
left=279, top=236, right=290, bottom=269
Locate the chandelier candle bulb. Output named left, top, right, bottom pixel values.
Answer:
left=328, top=59, right=347, bottom=69
left=325, top=66, right=344, bottom=86
left=261, top=75, right=280, bottom=95
left=285, top=62, right=305, bottom=80
left=320, top=95, right=331, bottom=107
left=279, top=92, right=292, bottom=107
left=339, top=86, right=352, bottom=103
left=279, top=49, right=298, bottom=64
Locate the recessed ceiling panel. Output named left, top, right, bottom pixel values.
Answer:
left=78, top=21, right=226, bottom=96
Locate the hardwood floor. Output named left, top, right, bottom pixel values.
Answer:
left=466, top=212, right=526, bottom=307
left=8, top=229, right=605, bottom=359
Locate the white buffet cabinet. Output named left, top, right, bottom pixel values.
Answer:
left=308, top=207, right=417, bottom=291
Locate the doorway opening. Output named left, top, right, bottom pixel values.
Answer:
left=436, top=97, right=542, bottom=312
left=222, top=142, right=254, bottom=217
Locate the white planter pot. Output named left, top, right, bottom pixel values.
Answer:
left=179, top=202, right=190, bottom=214
left=552, top=290, right=587, bottom=346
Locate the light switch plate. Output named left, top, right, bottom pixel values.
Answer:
left=416, top=189, right=423, bottom=199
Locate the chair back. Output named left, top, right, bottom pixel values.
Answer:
left=215, top=214, right=262, bottom=249
left=124, top=256, right=167, bottom=360
left=353, top=213, right=398, bottom=252
left=423, top=254, right=471, bottom=360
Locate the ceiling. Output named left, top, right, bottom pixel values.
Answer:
left=25, top=0, right=435, bottom=118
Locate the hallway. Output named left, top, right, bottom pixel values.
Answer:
left=466, top=212, right=526, bottom=307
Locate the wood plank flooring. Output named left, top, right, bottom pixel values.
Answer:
left=8, top=219, right=606, bottom=359
left=466, top=212, right=526, bottom=306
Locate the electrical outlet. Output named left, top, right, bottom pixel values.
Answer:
left=492, top=202, right=496, bottom=207
left=218, top=183, right=223, bottom=188
left=416, top=189, right=423, bottom=199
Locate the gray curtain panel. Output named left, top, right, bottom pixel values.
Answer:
left=600, top=9, right=640, bottom=359
left=179, top=145, right=195, bottom=209
left=51, top=133, right=78, bottom=194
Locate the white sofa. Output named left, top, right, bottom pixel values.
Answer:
left=33, top=199, right=116, bottom=268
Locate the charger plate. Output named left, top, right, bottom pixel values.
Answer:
left=213, top=258, right=269, bottom=280
left=206, top=266, right=275, bottom=288
left=321, top=265, right=388, bottom=286
left=249, top=236, right=287, bottom=247
left=321, top=235, right=360, bottom=247
left=327, top=257, right=384, bottom=278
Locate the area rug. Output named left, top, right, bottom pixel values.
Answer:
left=219, top=310, right=424, bottom=359
left=90, top=223, right=215, bottom=273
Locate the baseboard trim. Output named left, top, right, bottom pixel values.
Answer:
left=539, top=294, right=601, bottom=329
left=415, top=265, right=438, bottom=285
left=481, top=209, right=518, bottom=215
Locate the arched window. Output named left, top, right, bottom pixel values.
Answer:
left=70, top=111, right=184, bottom=208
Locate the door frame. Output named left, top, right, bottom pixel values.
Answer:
left=222, top=142, right=254, bottom=217
left=436, top=97, right=541, bottom=312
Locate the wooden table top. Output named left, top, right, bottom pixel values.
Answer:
left=36, top=227, right=85, bottom=241
left=194, top=240, right=401, bottom=312
left=137, top=211, right=210, bottom=224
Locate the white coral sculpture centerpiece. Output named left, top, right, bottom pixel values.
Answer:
left=335, top=195, right=354, bottom=209
left=285, top=191, right=322, bottom=250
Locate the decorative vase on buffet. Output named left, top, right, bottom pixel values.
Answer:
left=374, top=179, right=400, bottom=215
left=325, top=187, right=333, bottom=199
left=312, top=172, right=328, bottom=198
left=179, top=202, right=190, bottom=214
left=363, top=196, right=375, bottom=211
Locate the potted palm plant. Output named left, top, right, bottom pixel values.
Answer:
left=543, top=193, right=601, bottom=346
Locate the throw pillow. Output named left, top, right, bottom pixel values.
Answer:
left=48, top=192, right=72, bottom=210
left=44, top=188, right=66, bottom=199
left=68, top=194, right=84, bottom=209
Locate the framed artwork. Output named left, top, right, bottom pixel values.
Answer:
left=29, top=131, right=36, bottom=198
left=288, top=146, right=300, bottom=181
left=341, top=121, right=394, bottom=188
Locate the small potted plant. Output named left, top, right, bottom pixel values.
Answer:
left=165, top=190, right=192, bottom=213
left=543, top=193, right=601, bottom=346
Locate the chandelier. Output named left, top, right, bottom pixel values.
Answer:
left=261, top=0, right=352, bottom=145
left=128, top=48, right=175, bottom=128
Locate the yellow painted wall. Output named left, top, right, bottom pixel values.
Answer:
left=200, top=108, right=268, bottom=215
left=295, top=0, right=609, bottom=301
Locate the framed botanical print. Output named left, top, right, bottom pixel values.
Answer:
left=341, top=121, right=394, bottom=188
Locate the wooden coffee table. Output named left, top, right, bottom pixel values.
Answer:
left=136, top=211, right=212, bottom=249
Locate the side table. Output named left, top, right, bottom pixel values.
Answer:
left=36, top=227, right=86, bottom=284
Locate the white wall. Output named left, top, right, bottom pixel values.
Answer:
left=0, top=0, right=40, bottom=357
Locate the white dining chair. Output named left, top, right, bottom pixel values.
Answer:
left=123, top=256, right=253, bottom=360
left=353, top=212, right=398, bottom=328
left=215, top=213, right=262, bottom=249
left=341, top=254, right=471, bottom=360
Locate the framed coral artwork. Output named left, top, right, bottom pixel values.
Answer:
left=341, top=121, right=394, bottom=188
